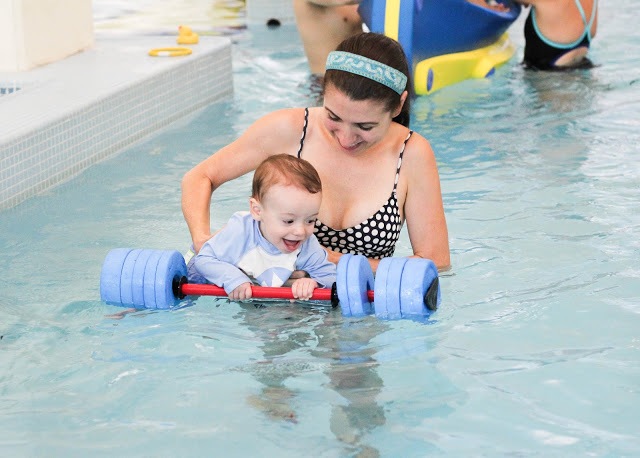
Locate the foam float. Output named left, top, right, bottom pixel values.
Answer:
left=358, top=0, right=521, bottom=94
left=100, top=250, right=440, bottom=319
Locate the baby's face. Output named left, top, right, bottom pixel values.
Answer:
left=251, top=184, right=322, bottom=253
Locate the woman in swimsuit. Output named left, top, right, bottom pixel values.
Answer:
left=515, top=0, right=598, bottom=70
left=181, top=32, right=450, bottom=272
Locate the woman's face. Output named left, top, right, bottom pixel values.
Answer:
left=322, top=85, right=397, bottom=154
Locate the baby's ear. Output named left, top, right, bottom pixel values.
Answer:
left=249, top=197, right=262, bottom=220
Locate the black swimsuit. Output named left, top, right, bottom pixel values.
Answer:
left=297, top=108, right=411, bottom=259
left=523, top=0, right=597, bottom=70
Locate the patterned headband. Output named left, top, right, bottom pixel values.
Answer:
left=325, top=51, right=408, bottom=95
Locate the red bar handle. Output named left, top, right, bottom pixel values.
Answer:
left=179, top=282, right=375, bottom=303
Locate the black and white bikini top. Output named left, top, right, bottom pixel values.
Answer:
left=297, top=108, right=411, bottom=259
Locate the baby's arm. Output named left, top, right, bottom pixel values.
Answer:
left=295, top=236, right=337, bottom=292
left=193, top=249, right=252, bottom=295
left=192, top=214, right=253, bottom=295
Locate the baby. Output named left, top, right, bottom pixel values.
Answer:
left=187, top=154, right=336, bottom=301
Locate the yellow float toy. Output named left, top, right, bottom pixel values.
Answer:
left=177, top=25, right=199, bottom=45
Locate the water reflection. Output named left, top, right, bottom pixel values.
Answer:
left=313, top=314, right=387, bottom=456
left=236, top=302, right=388, bottom=456
left=521, top=68, right=599, bottom=116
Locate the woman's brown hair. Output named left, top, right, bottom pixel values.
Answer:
left=324, top=32, right=411, bottom=127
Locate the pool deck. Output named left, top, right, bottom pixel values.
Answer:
left=0, top=34, right=233, bottom=211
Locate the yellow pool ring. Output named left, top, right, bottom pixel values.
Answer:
left=148, top=47, right=192, bottom=57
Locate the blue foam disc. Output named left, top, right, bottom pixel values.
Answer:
left=345, top=254, right=374, bottom=316
left=154, top=250, right=187, bottom=309
left=100, top=248, right=133, bottom=305
left=336, top=254, right=354, bottom=316
left=119, top=249, right=143, bottom=307
left=373, top=257, right=392, bottom=319
left=377, top=257, right=408, bottom=319
left=142, top=250, right=165, bottom=309
left=131, top=249, right=154, bottom=308
left=399, top=258, right=439, bottom=316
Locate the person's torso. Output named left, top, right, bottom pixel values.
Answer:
left=523, top=0, right=597, bottom=69
left=297, top=108, right=411, bottom=259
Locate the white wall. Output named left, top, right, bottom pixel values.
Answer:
left=0, top=0, right=94, bottom=72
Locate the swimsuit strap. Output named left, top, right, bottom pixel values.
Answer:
left=577, top=0, right=598, bottom=42
left=393, top=130, right=413, bottom=193
left=532, top=0, right=596, bottom=49
left=297, top=107, right=309, bottom=158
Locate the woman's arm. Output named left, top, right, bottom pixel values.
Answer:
left=401, top=134, right=451, bottom=271
left=181, top=108, right=304, bottom=252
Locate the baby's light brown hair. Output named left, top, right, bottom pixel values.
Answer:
left=252, top=154, right=322, bottom=201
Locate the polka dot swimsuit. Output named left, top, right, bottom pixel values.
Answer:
left=297, top=108, right=412, bottom=259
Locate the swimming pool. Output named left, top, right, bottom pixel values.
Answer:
left=1, top=1, right=639, bottom=456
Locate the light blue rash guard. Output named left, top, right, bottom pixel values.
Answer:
left=187, top=211, right=337, bottom=294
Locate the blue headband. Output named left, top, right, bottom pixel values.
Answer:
left=325, top=51, right=408, bottom=95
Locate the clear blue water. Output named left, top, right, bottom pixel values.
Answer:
left=1, top=2, right=639, bottom=456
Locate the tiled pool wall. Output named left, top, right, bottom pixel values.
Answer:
left=0, top=81, right=21, bottom=96
left=0, top=38, right=233, bottom=211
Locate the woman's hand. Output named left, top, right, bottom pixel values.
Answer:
left=193, top=235, right=211, bottom=254
left=193, top=228, right=223, bottom=254
left=324, top=248, right=342, bottom=265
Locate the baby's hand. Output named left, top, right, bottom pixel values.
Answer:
left=291, top=278, right=319, bottom=301
left=229, top=282, right=252, bottom=301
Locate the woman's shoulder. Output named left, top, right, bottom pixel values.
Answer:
left=401, top=128, right=437, bottom=166
left=244, top=108, right=304, bottom=152
left=248, top=107, right=308, bottom=141
left=402, top=127, right=433, bottom=151
left=257, top=107, right=307, bottom=125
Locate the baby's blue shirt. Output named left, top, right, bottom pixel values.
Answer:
left=188, top=212, right=337, bottom=294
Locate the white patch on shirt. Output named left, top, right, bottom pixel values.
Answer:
left=236, top=246, right=299, bottom=286
left=266, top=272, right=283, bottom=287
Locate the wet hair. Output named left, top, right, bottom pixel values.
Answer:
left=252, top=154, right=322, bottom=201
left=323, top=32, right=411, bottom=127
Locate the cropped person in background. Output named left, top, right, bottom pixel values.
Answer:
left=293, top=0, right=363, bottom=76
left=515, top=0, right=598, bottom=70
left=293, top=0, right=512, bottom=77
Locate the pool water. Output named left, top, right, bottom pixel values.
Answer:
left=1, top=2, right=639, bottom=456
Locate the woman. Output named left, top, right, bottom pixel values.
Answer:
left=181, top=32, right=450, bottom=272
left=516, top=0, right=598, bottom=70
